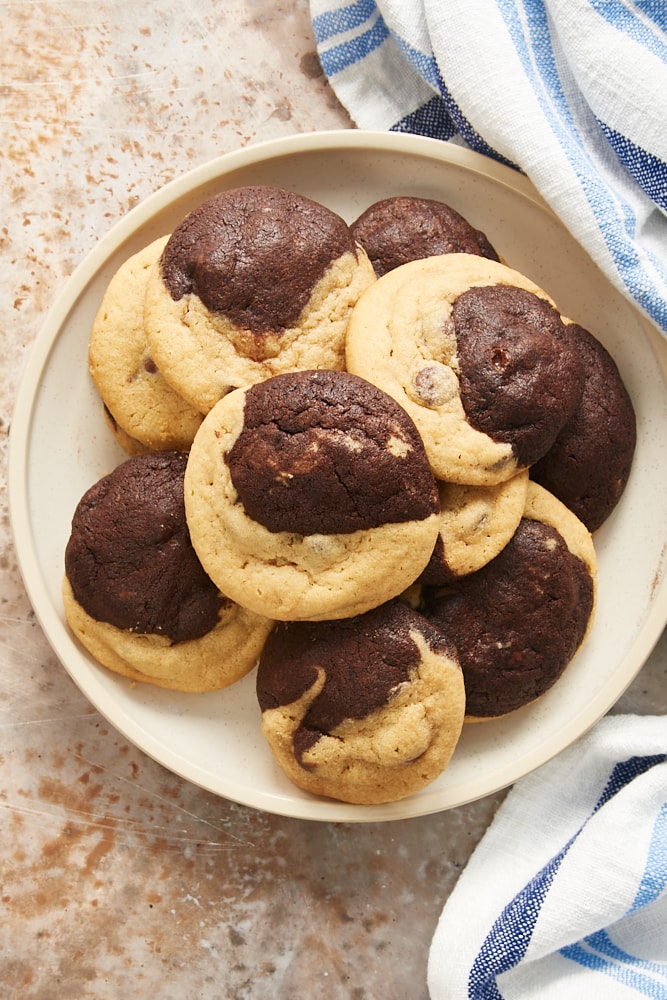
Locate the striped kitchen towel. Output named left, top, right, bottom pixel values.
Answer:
left=310, top=1, right=667, bottom=337
left=427, top=714, right=667, bottom=1000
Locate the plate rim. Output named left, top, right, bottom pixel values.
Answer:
left=9, top=129, right=667, bottom=823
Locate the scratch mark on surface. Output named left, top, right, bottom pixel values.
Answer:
left=70, top=748, right=258, bottom=847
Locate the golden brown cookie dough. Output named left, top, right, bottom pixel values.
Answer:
left=89, top=237, right=204, bottom=454
left=256, top=600, right=465, bottom=804
left=143, top=185, right=376, bottom=413
left=422, top=482, right=597, bottom=721
left=346, top=254, right=583, bottom=485
left=63, top=451, right=273, bottom=692
left=420, top=470, right=530, bottom=585
left=351, top=195, right=500, bottom=277
left=184, top=369, right=441, bottom=622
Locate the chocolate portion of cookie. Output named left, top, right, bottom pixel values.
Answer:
left=531, top=324, right=636, bottom=531
left=65, top=451, right=225, bottom=643
left=225, top=369, right=440, bottom=535
left=421, top=535, right=455, bottom=585
left=256, top=600, right=457, bottom=767
left=159, top=185, right=357, bottom=334
left=351, top=196, right=500, bottom=277
left=452, top=284, right=584, bottom=468
left=422, top=517, right=594, bottom=717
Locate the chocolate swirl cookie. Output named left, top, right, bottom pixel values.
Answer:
left=256, top=600, right=465, bottom=804
left=63, top=451, right=273, bottom=691
left=422, top=482, right=597, bottom=719
left=143, top=185, right=376, bottom=412
left=351, top=195, right=500, bottom=277
left=89, top=236, right=204, bottom=454
left=531, top=323, right=636, bottom=532
left=184, top=369, right=441, bottom=621
left=346, top=254, right=584, bottom=485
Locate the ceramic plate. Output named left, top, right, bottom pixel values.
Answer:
left=9, top=130, right=667, bottom=822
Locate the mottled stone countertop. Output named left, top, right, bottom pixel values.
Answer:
left=1, top=3, right=665, bottom=998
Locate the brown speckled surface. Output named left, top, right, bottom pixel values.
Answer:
left=1, top=3, right=665, bottom=998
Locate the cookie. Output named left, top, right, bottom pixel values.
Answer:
left=184, top=369, right=441, bottom=622
left=346, top=254, right=584, bottom=485
left=143, top=185, right=376, bottom=413
left=256, top=600, right=465, bottom=804
left=351, top=195, right=500, bottom=277
left=89, top=237, right=204, bottom=454
left=531, top=323, right=636, bottom=532
left=420, top=470, right=529, bottom=585
left=422, top=482, right=597, bottom=720
left=63, top=451, right=273, bottom=692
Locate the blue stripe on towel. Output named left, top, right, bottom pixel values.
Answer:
left=560, top=772, right=667, bottom=994
left=467, top=755, right=667, bottom=999
left=598, top=122, right=667, bottom=213
left=630, top=799, right=667, bottom=912
left=497, top=0, right=667, bottom=332
left=429, top=59, right=517, bottom=167
left=635, top=1, right=667, bottom=32
left=316, top=16, right=389, bottom=76
left=467, top=840, right=576, bottom=999
left=594, top=755, right=667, bottom=812
left=314, top=3, right=442, bottom=92
left=391, top=34, right=440, bottom=90
left=392, top=96, right=459, bottom=141
left=584, top=928, right=667, bottom=981
left=560, top=940, right=667, bottom=998
left=312, top=0, right=377, bottom=43
left=589, top=0, right=667, bottom=63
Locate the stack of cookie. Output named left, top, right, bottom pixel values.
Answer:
left=63, top=186, right=636, bottom=805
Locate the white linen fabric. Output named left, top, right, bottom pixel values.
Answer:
left=309, top=0, right=667, bottom=337
left=427, top=714, right=667, bottom=1000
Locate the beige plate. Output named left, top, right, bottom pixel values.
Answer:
left=9, top=131, right=667, bottom=821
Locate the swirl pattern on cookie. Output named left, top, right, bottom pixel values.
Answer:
left=184, top=370, right=441, bottom=621
left=256, top=600, right=465, bottom=804
left=143, top=185, right=376, bottom=412
left=422, top=482, right=597, bottom=720
left=63, top=451, right=273, bottom=691
left=346, top=254, right=584, bottom=485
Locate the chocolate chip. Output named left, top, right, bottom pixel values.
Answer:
left=409, top=363, right=458, bottom=408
